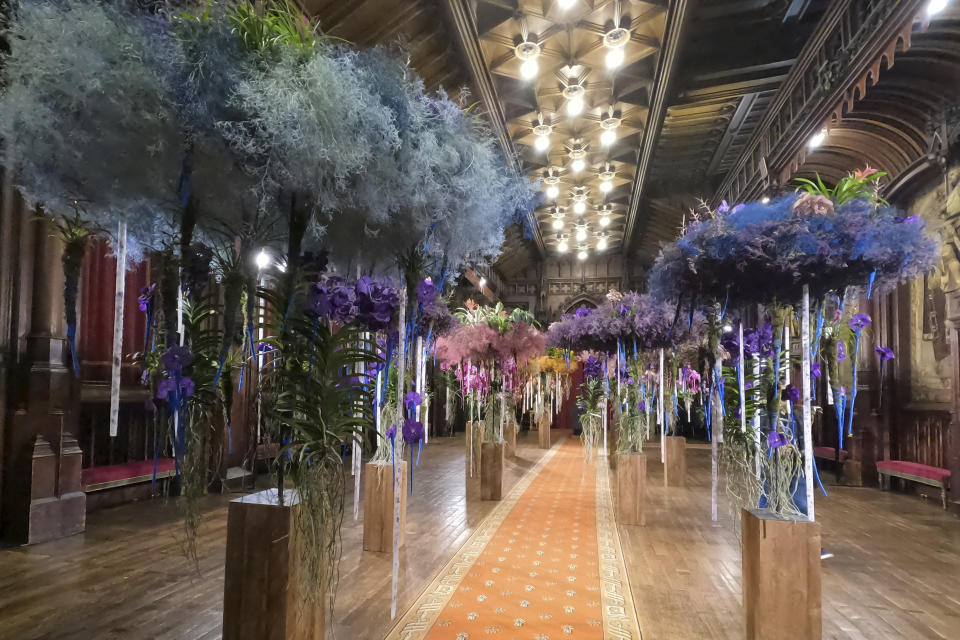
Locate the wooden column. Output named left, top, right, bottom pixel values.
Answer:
left=362, top=462, right=407, bottom=553
left=616, top=453, right=646, bottom=526
left=538, top=414, right=551, bottom=449
left=466, top=421, right=481, bottom=479
left=664, top=436, right=686, bottom=487
left=223, top=489, right=325, bottom=640
left=480, top=442, right=504, bottom=501
left=2, top=214, right=84, bottom=543
left=504, top=422, right=517, bottom=457
left=742, top=509, right=821, bottom=640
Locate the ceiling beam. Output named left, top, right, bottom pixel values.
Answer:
left=446, top=0, right=546, bottom=258
left=622, top=0, right=696, bottom=252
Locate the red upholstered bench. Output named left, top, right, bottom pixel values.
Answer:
left=813, top=446, right=849, bottom=462
left=81, top=458, right=176, bottom=492
left=877, top=460, right=951, bottom=510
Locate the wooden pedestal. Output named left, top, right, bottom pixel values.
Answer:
left=480, top=442, right=505, bottom=501
left=504, top=423, right=517, bottom=457
left=466, top=422, right=482, bottom=479
left=664, top=436, right=687, bottom=487
left=223, top=489, right=325, bottom=640
left=742, top=509, right=821, bottom=640
left=538, top=416, right=551, bottom=449
left=616, top=453, right=646, bottom=526
left=362, top=462, right=407, bottom=553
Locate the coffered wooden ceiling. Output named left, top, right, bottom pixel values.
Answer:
left=468, top=0, right=668, bottom=258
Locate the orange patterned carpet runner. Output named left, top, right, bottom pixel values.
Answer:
left=388, top=437, right=640, bottom=639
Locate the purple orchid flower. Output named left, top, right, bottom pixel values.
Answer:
left=155, top=375, right=195, bottom=400
left=386, top=424, right=397, bottom=440
left=404, top=391, right=422, bottom=411
left=811, top=362, right=821, bottom=379
left=767, top=431, right=787, bottom=449
left=717, top=200, right=730, bottom=214
left=137, top=284, right=156, bottom=312
left=848, top=313, right=871, bottom=332
left=160, top=345, right=193, bottom=373
left=402, top=416, right=424, bottom=444
left=416, top=278, right=437, bottom=306
left=875, top=345, right=894, bottom=362
left=837, top=341, right=846, bottom=361
left=637, top=401, right=646, bottom=412
left=780, top=384, right=800, bottom=403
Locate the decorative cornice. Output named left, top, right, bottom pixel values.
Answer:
left=445, top=0, right=546, bottom=258
left=622, top=0, right=696, bottom=252
left=711, top=0, right=926, bottom=205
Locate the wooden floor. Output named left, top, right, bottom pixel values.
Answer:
left=0, top=432, right=958, bottom=639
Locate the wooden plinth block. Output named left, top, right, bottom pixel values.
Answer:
left=538, top=417, right=551, bottom=449
left=742, top=509, right=821, bottom=640
left=616, top=453, right=646, bottom=526
left=663, top=436, right=687, bottom=487
left=362, top=462, right=407, bottom=553
left=504, top=423, right=517, bottom=457
left=223, top=489, right=325, bottom=640
left=480, top=442, right=505, bottom=501
left=466, top=422, right=482, bottom=480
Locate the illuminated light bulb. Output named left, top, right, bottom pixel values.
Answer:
left=723, top=324, right=733, bottom=333
left=596, top=237, right=607, bottom=251
left=552, top=218, right=564, bottom=230
left=601, top=128, right=616, bottom=146
left=605, top=47, right=624, bottom=69
left=557, top=241, right=568, bottom=253
left=577, top=250, right=588, bottom=261
left=927, top=0, right=949, bottom=15
left=534, top=134, right=550, bottom=151
left=478, top=277, right=487, bottom=288
left=255, top=249, right=270, bottom=270
left=572, top=158, right=585, bottom=173
left=599, top=216, right=610, bottom=227
left=520, top=58, right=539, bottom=80
left=575, top=227, right=587, bottom=242
left=567, top=97, right=584, bottom=116
left=546, top=184, right=559, bottom=199
left=557, top=0, right=576, bottom=9
left=808, top=129, right=826, bottom=149
left=573, top=200, right=586, bottom=214
left=761, top=196, right=771, bottom=204
left=599, top=180, right=613, bottom=193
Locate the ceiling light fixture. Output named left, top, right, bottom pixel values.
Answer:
left=596, top=237, right=607, bottom=251
left=558, top=240, right=569, bottom=253
left=599, top=215, right=610, bottom=227
left=552, top=218, right=564, bottom=230
left=516, top=41, right=541, bottom=80
left=546, top=184, right=559, bottom=199
left=603, top=27, right=630, bottom=70
left=572, top=158, right=585, bottom=173
left=808, top=128, right=827, bottom=149
left=577, top=249, right=588, bottom=261
left=533, top=118, right=552, bottom=152
left=575, top=226, right=587, bottom=242
left=600, top=113, right=621, bottom=147
left=573, top=200, right=586, bottom=214
left=598, top=168, right=615, bottom=193
left=557, top=0, right=576, bottom=9
left=599, top=180, right=613, bottom=193
left=927, top=0, right=949, bottom=15
left=255, top=249, right=271, bottom=270
left=563, top=83, right=586, bottom=117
